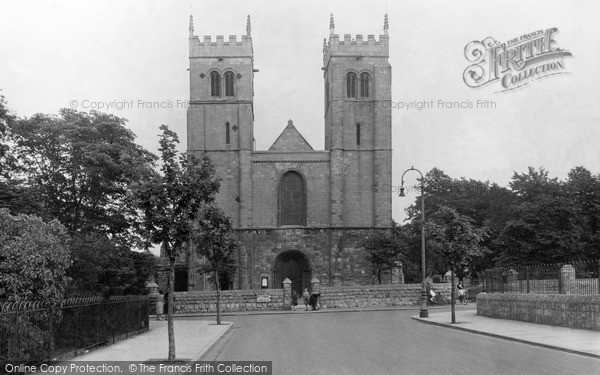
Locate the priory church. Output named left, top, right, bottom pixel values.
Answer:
left=163, top=14, right=393, bottom=295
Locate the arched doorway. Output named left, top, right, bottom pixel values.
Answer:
left=174, top=269, right=188, bottom=292
left=272, top=250, right=311, bottom=295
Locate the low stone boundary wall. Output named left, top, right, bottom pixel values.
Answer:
left=173, top=289, right=285, bottom=313
left=477, top=293, right=600, bottom=331
left=319, top=283, right=453, bottom=309
left=167, top=283, right=456, bottom=314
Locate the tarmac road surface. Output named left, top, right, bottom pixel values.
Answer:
left=199, top=309, right=600, bottom=375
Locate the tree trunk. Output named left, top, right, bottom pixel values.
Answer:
left=450, top=267, right=456, bottom=324
left=168, top=253, right=176, bottom=360
left=215, top=270, right=221, bottom=325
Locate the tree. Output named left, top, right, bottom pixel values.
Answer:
left=494, top=167, right=588, bottom=265
left=0, top=93, right=17, bottom=178
left=391, top=222, right=421, bottom=283
left=510, top=167, right=561, bottom=200
left=364, top=230, right=404, bottom=284
left=136, top=125, right=220, bottom=361
left=193, top=204, right=239, bottom=325
left=494, top=196, right=583, bottom=265
left=66, top=233, right=157, bottom=297
left=565, top=167, right=600, bottom=261
left=404, top=166, right=599, bottom=272
left=426, top=206, right=487, bottom=323
left=2, top=107, right=159, bottom=298
left=404, top=168, right=515, bottom=277
left=0, top=209, right=71, bottom=304
left=0, top=95, right=36, bottom=216
left=6, top=109, right=157, bottom=246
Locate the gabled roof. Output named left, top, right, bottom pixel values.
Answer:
left=269, top=120, right=314, bottom=151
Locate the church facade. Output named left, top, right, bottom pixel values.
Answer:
left=176, top=15, right=392, bottom=294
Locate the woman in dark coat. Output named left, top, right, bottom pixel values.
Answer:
left=309, top=292, right=320, bottom=311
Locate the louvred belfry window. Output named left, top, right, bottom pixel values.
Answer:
left=346, top=72, right=357, bottom=98
left=224, top=71, right=235, bottom=97
left=360, top=72, right=370, bottom=98
left=210, top=71, right=221, bottom=97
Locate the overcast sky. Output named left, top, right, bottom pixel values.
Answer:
left=1, top=0, right=599, bottom=224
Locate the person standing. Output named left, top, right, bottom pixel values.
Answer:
left=309, top=292, right=320, bottom=311
left=156, top=291, right=165, bottom=321
left=427, top=280, right=436, bottom=304
left=302, top=288, right=310, bottom=311
left=291, top=290, right=298, bottom=310
left=457, top=281, right=466, bottom=303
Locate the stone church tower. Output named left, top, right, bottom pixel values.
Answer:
left=176, top=14, right=392, bottom=294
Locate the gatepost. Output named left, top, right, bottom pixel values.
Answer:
left=392, top=261, right=404, bottom=284
left=505, top=269, right=518, bottom=292
left=311, top=277, right=320, bottom=294
left=560, top=264, right=576, bottom=294
left=146, top=280, right=159, bottom=316
left=283, top=278, right=292, bottom=310
left=311, top=277, right=321, bottom=310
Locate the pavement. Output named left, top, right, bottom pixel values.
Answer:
left=71, top=306, right=600, bottom=362
left=71, top=319, right=232, bottom=362
left=413, top=309, right=600, bottom=359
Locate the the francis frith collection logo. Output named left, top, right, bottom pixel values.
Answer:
left=463, top=28, right=572, bottom=92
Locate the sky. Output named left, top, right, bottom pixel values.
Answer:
left=1, top=0, right=599, bottom=224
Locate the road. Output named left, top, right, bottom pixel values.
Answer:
left=198, top=308, right=600, bottom=375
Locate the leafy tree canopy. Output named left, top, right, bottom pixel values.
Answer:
left=363, top=229, right=405, bottom=284
left=193, top=204, right=239, bottom=289
left=425, top=206, right=488, bottom=273
left=5, top=108, right=157, bottom=246
left=510, top=167, right=561, bottom=199
left=66, top=233, right=157, bottom=298
left=136, top=125, right=220, bottom=258
left=0, top=209, right=71, bottom=304
left=0, top=94, right=17, bottom=177
left=401, top=166, right=600, bottom=272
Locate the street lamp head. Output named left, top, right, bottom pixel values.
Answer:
left=399, top=186, right=405, bottom=197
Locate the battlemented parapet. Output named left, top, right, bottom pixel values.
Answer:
left=323, top=14, right=389, bottom=67
left=189, top=15, right=253, bottom=58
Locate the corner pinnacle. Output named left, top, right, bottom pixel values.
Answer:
left=384, top=14, right=389, bottom=35
left=329, top=13, right=335, bottom=35
left=189, top=15, right=194, bottom=37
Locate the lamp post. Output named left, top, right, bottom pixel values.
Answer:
left=399, top=166, right=428, bottom=318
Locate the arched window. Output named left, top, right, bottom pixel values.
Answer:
left=210, top=71, right=221, bottom=97
left=224, top=71, right=235, bottom=97
left=279, top=171, right=306, bottom=226
left=360, top=73, right=370, bottom=98
left=225, top=122, right=230, bottom=144
left=356, top=123, right=361, bottom=145
left=346, top=72, right=357, bottom=98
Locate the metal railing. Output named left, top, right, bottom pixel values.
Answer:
left=0, top=295, right=149, bottom=363
left=482, top=260, right=600, bottom=295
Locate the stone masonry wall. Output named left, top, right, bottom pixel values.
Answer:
left=250, top=155, right=331, bottom=227
left=173, top=289, right=285, bottom=314
left=477, top=293, right=600, bottom=331
left=235, top=227, right=391, bottom=290
left=169, top=283, right=453, bottom=314
left=319, top=283, right=452, bottom=309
